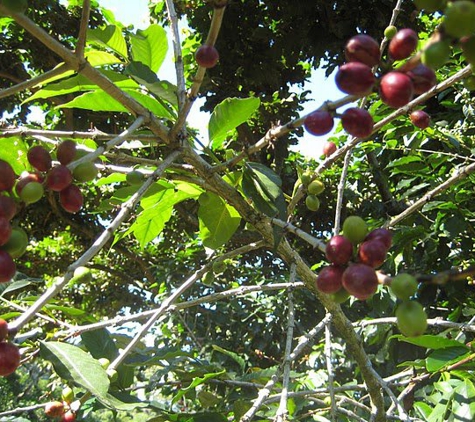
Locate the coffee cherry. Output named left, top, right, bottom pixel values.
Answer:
left=358, top=239, right=387, bottom=268
left=443, top=1, right=475, bottom=39
left=0, top=160, right=15, bottom=192
left=0, top=318, right=8, bottom=341
left=61, top=386, right=74, bottom=404
left=0, top=342, right=20, bottom=376
left=407, top=64, right=437, bottom=94
left=322, top=141, right=337, bottom=157
left=300, top=170, right=312, bottom=186
left=414, top=0, right=446, bottom=12
left=389, top=28, right=418, bottom=60
left=2, top=227, right=28, bottom=259
left=60, top=410, right=76, bottom=422
left=0, top=195, right=17, bottom=220
left=341, top=107, right=374, bottom=138
left=365, top=228, right=392, bottom=250
left=59, top=184, right=83, bottom=213
left=396, top=300, right=427, bottom=337
left=46, top=165, right=73, bottom=192
left=0, top=250, right=15, bottom=283
left=304, top=110, right=334, bottom=136
left=325, top=235, right=353, bottom=265
left=195, top=44, right=219, bottom=68
left=384, top=25, right=398, bottom=40
left=330, top=287, right=350, bottom=303
left=390, top=273, right=418, bottom=300
left=463, top=75, right=475, bottom=91
left=308, top=179, right=325, bottom=195
left=460, top=36, right=475, bottom=65
left=0, top=217, right=12, bottom=246
left=126, top=170, right=145, bottom=186
left=27, top=145, right=52, bottom=172
left=344, top=34, right=380, bottom=67
left=421, top=40, right=451, bottom=69
left=72, top=161, right=98, bottom=182
left=15, top=172, right=44, bottom=196
left=19, top=181, right=44, bottom=204
left=44, top=401, right=65, bottom=418
left=342, top=263, right=379, bottom=300
left=305, top=195, right=321, bottom=211
left=335, top=62, right=375, bottom=96
left=342, top=216, right=368, bottom=245
left=98, top=357, right=110, bottom=369
left=316, top=265, right=344, bottom=294
left=57, top=140, right=77, bottom=165
left=379, top=72, right=414, bottom=108
left=410, top=110, right=430, bottom=129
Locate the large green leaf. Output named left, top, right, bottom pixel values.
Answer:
left=208, top=97, right=260, bottom=149
left=0, top=137, right=29, bottom=175
left=396, top=335, right=469, bottom=351
left=87, top=25, right=128, bottom=59
left=97, top=391, right=147, bottom=411
left=426, top=347, right=471, bottom=372
left=57, top=89, right=174, bottom=119
left=452, top=379, right=475, bottom=420
left=198, top=192, right=241, bottom=249
left=129, top=24, right=168, bottom=73
left=25, top=70, right=138, bottom=103
left=40, top=341, right=110, bottom=397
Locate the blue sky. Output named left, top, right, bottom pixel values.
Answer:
left=97, top=0, right=347, bottom=158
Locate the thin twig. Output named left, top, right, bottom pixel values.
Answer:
left=333, top=148, right=352, bottom=235
left=270, top=218, right=326, bottom=253
left=75, top=0, right=91, bottom=59
left=325, top=319, right=336, bottom=421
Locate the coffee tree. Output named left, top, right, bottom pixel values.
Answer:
left=1, top=0, right=475, bottom=421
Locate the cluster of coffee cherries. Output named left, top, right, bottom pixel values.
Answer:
left=0, top=141, right=97, bottom=284
left=44, top=386, right=76, bottom=421
left=316, top=216, right=392, bottom=302
left=0, top=318, right=20, bottom=377
left=299, top=173, right=325, bottom=212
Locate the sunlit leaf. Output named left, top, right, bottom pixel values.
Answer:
left=129, top=24, right=168, bottom=73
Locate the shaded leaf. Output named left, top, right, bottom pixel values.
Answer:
left=395, top=335, right=469, bottom=351
left=426, top=347, right=471, bottom=372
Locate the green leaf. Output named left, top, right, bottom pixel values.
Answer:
left=395, top=335, right=469, bottom=350
left=58, top=89, right=174, bottom=119
left=40, top=341, right=110, bottom=397
left=25, top=70, right=138, bottom=103
left=0, top=137, right=29, bottom=175
left=97, top=391, right=147, bottom=411
left=87, top=25, right=128, bottom=59
left=81, top=329, right=118, bottom=360
left=129, top=24, right=168, bottom=73
left=172, top=369, right=226, bottom=404
left=125, top=61, right=178, bottom=107
left=212, top=345, right=246, bottom=373
left=208, top=97, right=260, bottom=149
left=452, top=379, right=475, bottom=420
left=198, top=192, right=241, bottom=249
left=426, top=347, right=471, bottom=372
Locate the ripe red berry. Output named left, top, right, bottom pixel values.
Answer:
left=0, top=341, right=20, bottom=376
left=410, top=110, right=430, bottom=129
left=341, top=107, right=374, bottom=138
left=325, top=235, right=353, bottom=266
left=0, top=318, right=8, bottom=341
left=195, top=44, right=219, bottom=68
left=59, top=184, right=83, bottom=213
left=335, top=62, right=375, bottom=96
left=0, top=195, right=17, bottom=220
left=316, top=265, right=345, bottom=294
left=406, top=64, right=437, bottom=95
left=365, top=228, right=392, bottom=250
left=345, top=34, right=380, bottom=67
left=388, top=28, right=418, bottom=61
left=342, top=263, right=379, bottom=300
left=44, top=401, right=65, bottom=418
left=27, top=145, right=52, bottom=172
left=0, top=160, right=16, bottom=192
left=57, top=140, right=77, bottom=165
left=358, top=239, right=388, bottom=268
left=46, top=165, right=73, bottom=192
left=0, top=250, right=15, bottom=283
left=60, top=411, right=76, bottom=422
left=304, top=110, right=334, bottom=136
left=379, top=72, right=414, bottom=108
left=0, top=217, right=12, bottom=246
left=322, top=141, right=337, bottom=157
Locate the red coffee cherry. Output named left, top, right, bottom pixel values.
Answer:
left=0, top=341, right=21, bottom=376
left=379, top=72, right=414, bottom=108
left=342, top=263, right=379, bottom=300
left=325, top=235, right=353, bottom=266
left=345, top=34, right=380, bottom=67
left=195, top=44, right=219, bottom=68
left=335, top=62, right=375, bottom=96
left=304, top=110, right=334, bottom=136
left=341, top=107, right=374, bottom=138
left=388, top=28, right=418, bottom=61
left=316, top=265, right=345, bottom=294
